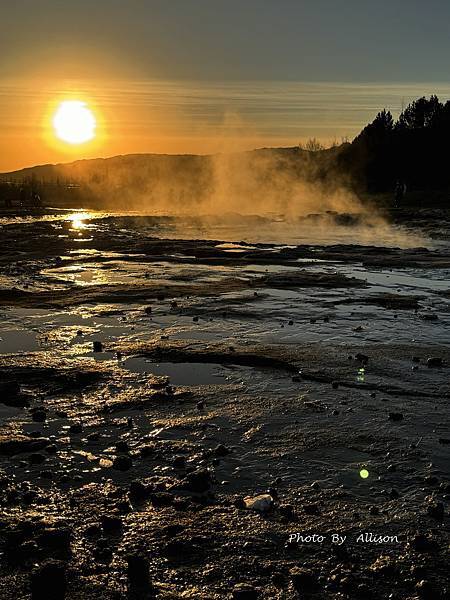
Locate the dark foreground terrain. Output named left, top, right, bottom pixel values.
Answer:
left=0, top=208, right=449, bottom=599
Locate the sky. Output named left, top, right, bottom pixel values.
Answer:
left=1, top=0, right=450, bottom=171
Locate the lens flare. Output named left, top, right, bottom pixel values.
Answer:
left=359, top=468, right=369, bottom=479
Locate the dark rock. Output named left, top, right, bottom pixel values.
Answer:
left=424, top=475, right=439, bottom=486
left=278, top=504, right=296, bottom=520
left=32, top=409, right=47, bottom=423
left=213, top=444, right=230, bottom=457
left=93, top=341, right=103, bottom=352
left=355, top=353, right=369, bottom=363
left=115, top=440, right=129, bottom=453
left=0, top=434, right=49, bottom=455
left=290, top=567, right=318, bottom=592
left=161, top=524, right=185, bottom=538
left=232, top=583, right=259, bottom=599
left=149, top=492, right=174, bottom=507
left=29, top=452, right=46, bottom=464
left=38, top=528, right=72, bottom=553
left=427, top=357, right=443, bottom=368
left=113, top=455, right=133, bottom=471
left=415, top=579, right=435, bottom=599
left=127, top=554, right=153, bottom=598
left=426, top=501, right=444, bottom=520
left=129, top=480, right=151, bottom=500
left=101, top=514, right=123, bottom=533
left=31, top=560, right=67, bottom=600
left=303, top=503, right=320, bottom=515
left=173, top=455, right=186, bottom=468
left=411, top=533, right=438, bottom=553
left=69, top=423, right=83, bottom=434
left=182, top=469, right=212, bottom=493
left=389, top=412, right=403, bottom=422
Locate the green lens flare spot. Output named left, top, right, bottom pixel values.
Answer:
left=359, top=468, right=369, bottom=479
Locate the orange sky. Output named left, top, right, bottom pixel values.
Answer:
left=2, top=78, right=450, bottom=172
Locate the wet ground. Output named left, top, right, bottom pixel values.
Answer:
left=0, top=208, right=449, bottom=599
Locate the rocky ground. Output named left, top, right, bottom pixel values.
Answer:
left=0, top=208, right=449, bottom=599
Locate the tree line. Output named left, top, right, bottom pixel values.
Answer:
left=345, top=95, right=450, bottom=193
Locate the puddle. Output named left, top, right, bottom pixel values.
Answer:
left=0, top=328, right=41, bottom=353
left=123, top=358, right=229, bottom=386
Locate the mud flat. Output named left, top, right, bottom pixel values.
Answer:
left=0, top=210, right=449, bottom=599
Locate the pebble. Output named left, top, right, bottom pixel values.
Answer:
left=243, top=494, right=273, bottom=513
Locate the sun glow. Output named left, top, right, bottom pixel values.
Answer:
left=53, top=101, right=96, bottom=144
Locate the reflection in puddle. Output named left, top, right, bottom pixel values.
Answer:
left=124, top=358, right=229, bottom=386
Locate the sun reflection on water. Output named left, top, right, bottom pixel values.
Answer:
left=68, top=212, right=93, bottom=230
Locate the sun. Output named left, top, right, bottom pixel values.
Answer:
left=53, top=100, right=96, bottom=144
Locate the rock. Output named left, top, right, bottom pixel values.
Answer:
left=196, top=401, right=204, bottom=410
left=415, top=579, right=435, bottom=599
left=127, top=554, right=154, bottom=598
left=303, top=502, right=320, bottom=515
left=426, top=501, right=444, bottom=520
left=232, top=583, right=259, bottom=599
left=389, top=412, right=403, bottom=422
left=427, top=357, right=443, bottom=368
left=113, top=455, right=133, bottom=471
left=45, top=444, right=58, bottom=454
left=38, top=528, right=72, bottom=553
left=411, top=533, right=438, bottom=553
left=424, top=475, right=439, bottom=486
left=290, top=567, right=318, bottom=592
left=355, top=353, right=369, bottom=363
left=173, top=455, right=186, bottom=468
left=0, top=434, right=49, bottom=455
left=129, top=480, right=151, bottom=500
left=32, top=409, right=47, bottom=423
left=0, top=381, right=27, bottom=407
left=29, top=452, right=46, bottom=464
left=69, top=423, right=83, bottom=434
left=278, top=504, right=296, bottom=520
left=182, top=469, right=212, bottom=493
left=244, top=494, right=274, bottom=513
left=192, top=316, right=199, bottom=322
left=31, top=560, right=67, bottom=600
left=213, top=444, right=230, bottom=457
left=144, top=306, right=152, bottom=314
left=93, top=340, right=103, bottom=352
left=101, top=514, right=123, bottom=533
left=116, top=440, right=129, bottom=452
left=149, top=492, right=174, bottom=507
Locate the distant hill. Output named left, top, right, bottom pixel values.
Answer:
left=0, top=145, right=351, bottom=211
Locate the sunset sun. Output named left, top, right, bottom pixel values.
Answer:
left=52, top=100, right=96, bottom=144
